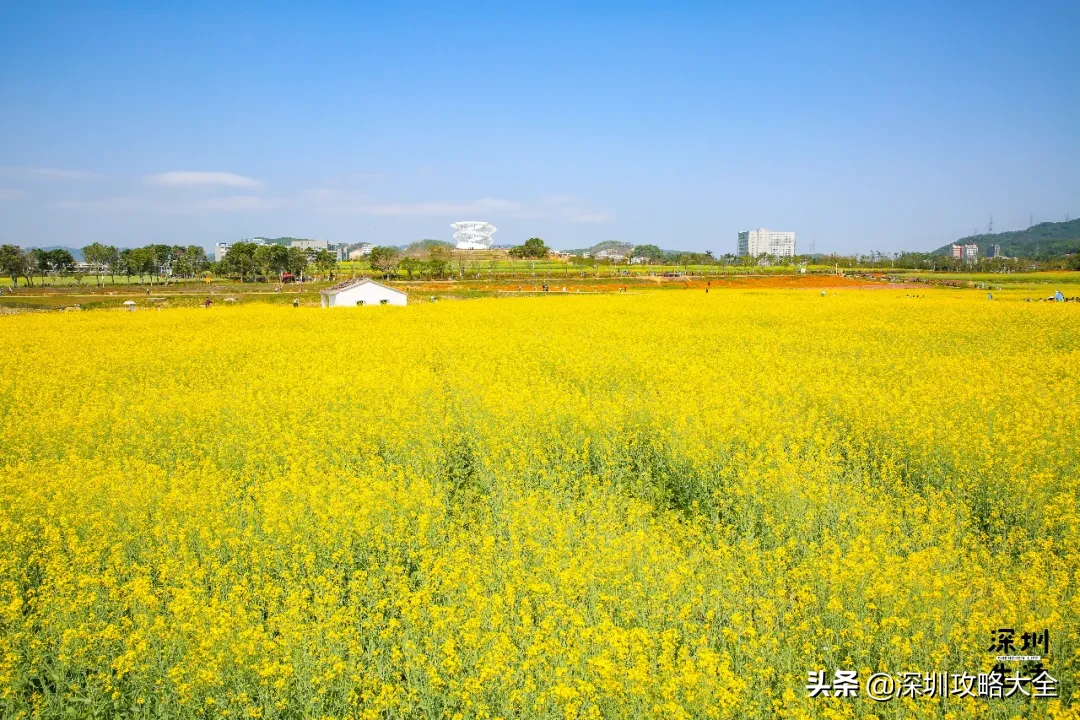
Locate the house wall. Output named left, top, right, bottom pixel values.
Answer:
left=326, top=283, right=407, bottom=307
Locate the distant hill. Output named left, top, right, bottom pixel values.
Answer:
left=589, top=240, right=633, bottom=254
left=401, top=239, right=454, bottom=256
left=934, top=218, right=1080, bottom=258
left=27, top=245, right=84, bottom=261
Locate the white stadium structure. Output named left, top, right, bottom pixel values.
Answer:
left=452, top=221, right=497, bottom=250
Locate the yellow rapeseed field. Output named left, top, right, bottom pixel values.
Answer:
left=0, top=290, right=1077, bottom=719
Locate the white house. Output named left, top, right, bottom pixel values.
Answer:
left=320, top=278, right=407, bottom=308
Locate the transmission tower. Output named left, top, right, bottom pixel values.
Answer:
left=1029, top=213, right=1034, bottom=228
left=988, top=215, right=993, bottom=234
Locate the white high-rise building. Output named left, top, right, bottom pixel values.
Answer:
left=737, top=228, right=796, bottom=258
left=214, top=242, right=230, bottom=262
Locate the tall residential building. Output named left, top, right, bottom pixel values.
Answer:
left=963, top=244, right=978, bottom=262
left=290, top=239, right=344, bottom=261
left=737, top=228, right=796, bottom=257
left=290, top=239, right=330, bottom=252
left=214, top=242, right=230, bottom=262
left=986, top=244, right=1002, bottom=259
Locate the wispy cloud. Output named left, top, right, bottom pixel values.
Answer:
left=0, top=187, right=27, bottom=200
left=145, top=171, right=263, bottom=188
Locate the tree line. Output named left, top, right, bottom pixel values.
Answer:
left=0, top=243, right=209, bottom=287
left=0, top=241, right=347, bottom=288
left=216, top=242, right=336, bottom=283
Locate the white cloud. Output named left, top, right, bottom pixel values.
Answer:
left=0, top=187, right=27, bottom=200
left=145, top=171, right=263, bottom=188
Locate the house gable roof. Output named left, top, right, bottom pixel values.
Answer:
left=320, top=278, right=406, bottom=297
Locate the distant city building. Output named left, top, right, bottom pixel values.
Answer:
left=348, top=244, right=375, bottom=260
left=214, top=242, right=230, bottom=262
left=290, top=239, right=344, bottom=261
left=963, top=244, right=979, bottom=262
left=986, top=244, right=1002, bottom=259
left=949, top=244, right=963, bottom=259
left=291, top=239, right=329, bottom=252
left=737, top=228, right=796, bottom=257
left=595, top=248, right=627, bottom=261
left=452, top=221, right=496, bottom=250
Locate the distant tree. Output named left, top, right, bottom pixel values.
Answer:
left=368, top=246, right=400, bottom=277
left=185, top=245, right=207, bottom=276
left=399, top=257, right=419, bottom=279
left=632, top=244, right=664, bottom=261
left=253, top=245, right=289, bottom=281
left=452, top=250, right=469, bottom=277
left=129, top=247, right=156, bottom=283
left=509, top=237, right=550, bottom=259
left=0, top=245, right=31, bottom=287
left=101, top=245, right=120, bottom=283
left=146, top=245, right=164, bottom=282
left=268, top=244, right=290, bottom=279
left=117, top=249, right=134, bottom=282
left=28, top=249, right=51, bottom=286
left=222, top=242, right=258, bottom=282
left=286, top=247, right=309, bottom=280
left=82, top=243, right=109, bottom=286
left=425, top=245, right=450, bottom=279
left=312, top=249, right=338, bottom=278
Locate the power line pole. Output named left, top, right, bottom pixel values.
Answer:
left=988, top=215, right=994, bottom=234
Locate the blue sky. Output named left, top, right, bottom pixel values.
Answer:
left=0, top=0, right=1077, bottom=254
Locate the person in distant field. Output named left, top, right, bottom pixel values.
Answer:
left=988, top=293, right=993, bottom=300
left=293, top=298, right=299, bottom=308
left=705, top=287, right=709, bottom=294
left=204, top=297, right=212, bottom=308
